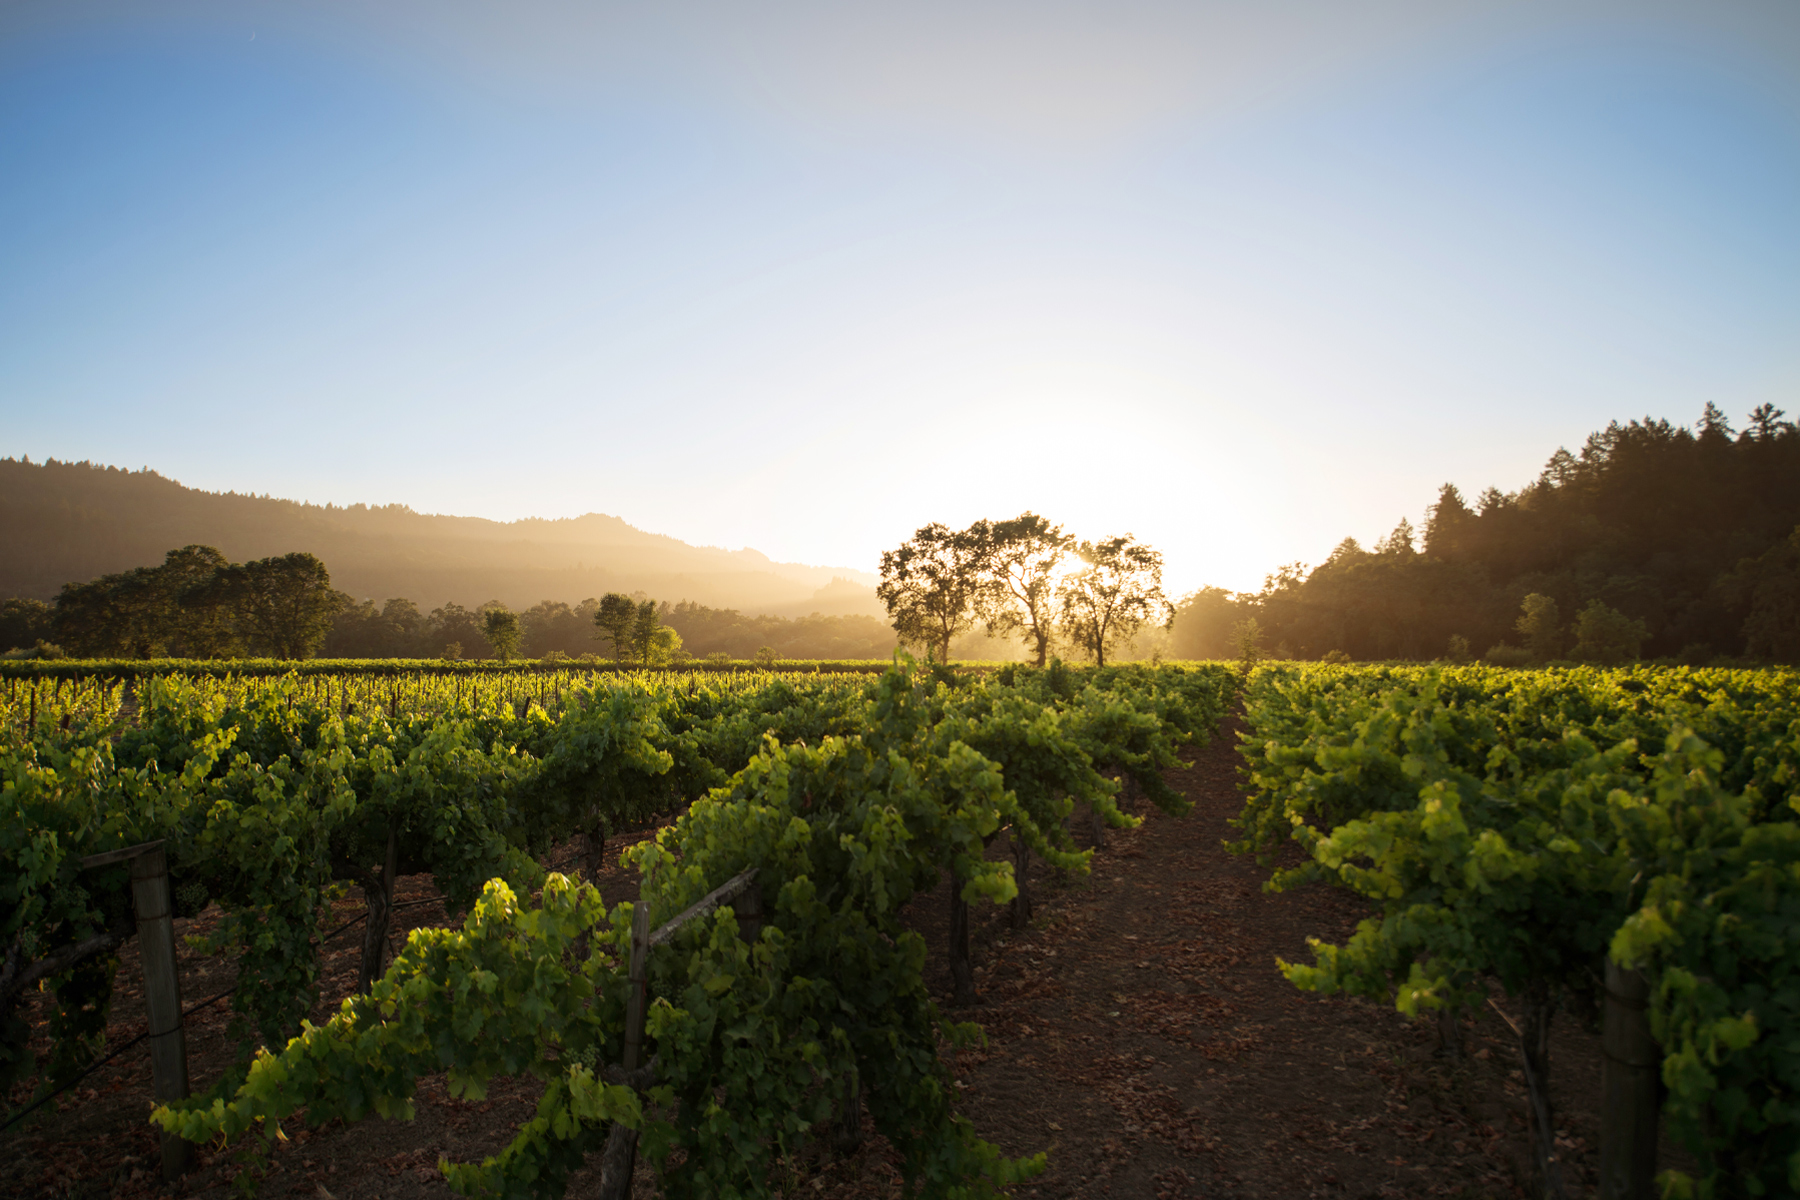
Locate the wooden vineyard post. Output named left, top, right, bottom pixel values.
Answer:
left=81, top=840, right=192, bottom=1181
left=734, top=874, right=764, bottom=944
left=1507, top=979, right=1564, bottom=1200
left=598, top=869, right=762, bottom=1200
left=1600, top=960, right=1659, bottom=1200
left=622, top=902, right=651, bottom=1074
left=597, top=897, right=655, bottom=1200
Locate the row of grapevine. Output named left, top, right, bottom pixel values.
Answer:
left=1235, top=662, right=1800, bottom=1198
left=0, top=658, right=929, bottom=684
left=4, top=656, right=1235, bottom=1197
left=2, top=665, right=910, bottom=1084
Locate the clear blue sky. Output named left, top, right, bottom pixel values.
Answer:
left=3, top=1, right=1797, bottom=594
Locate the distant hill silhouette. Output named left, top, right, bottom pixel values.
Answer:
left=0, top=457, right=882, bottom=617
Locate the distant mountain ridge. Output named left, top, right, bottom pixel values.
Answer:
left=0, top=457, right=883, bottom=617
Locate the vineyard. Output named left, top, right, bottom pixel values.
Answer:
left=6, top=657, right=1800, bottom=1199
left=1237, top=662, right=1800, bottom=1199
left=1, top=656, right=1232, bottom=1198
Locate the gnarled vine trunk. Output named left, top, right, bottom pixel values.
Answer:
left=948, top=889, right=975, bottom=1007
left=1008, top=832, right=1033, bottom=931
left=1519, top=979, right=1564, bottom=1200
left=356, top=823, right=399, bottom=995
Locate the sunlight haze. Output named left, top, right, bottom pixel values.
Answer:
left=3, top=1, right=1797, bottom=596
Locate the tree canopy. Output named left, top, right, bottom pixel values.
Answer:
left=972, top=513, right=1071, bottom=667
left=217, top=552, right=341, bottom=658
left=877, top=515, right=1168, bottom=664
left=481, top=606, right=523, bottom=661
left=46, top=545, right=341, bottom=659
left=1056, top=536, right=1172, bottom=668
left=1170, top=405, right=1800, bottom=663
left=593, top=593, right=639, bottom=661
left=876, top=522, right=988, bottom=663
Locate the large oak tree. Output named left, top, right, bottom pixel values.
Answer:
left=593, top=592, right=639, bottom=661
left=1057, top=535, right=1172, bottom=667
left=222, top=552, right=342, bottom=658
left=53, top=544, right=259, bottom=658
left=877, top=522, right=988, bottom=663
left=971, top=513, right=1071, bottom=667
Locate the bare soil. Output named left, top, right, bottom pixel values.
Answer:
left=3, top=712, right=1627, bottom=1199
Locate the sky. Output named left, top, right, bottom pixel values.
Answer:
left=2, top=1, right=1798, bottom=596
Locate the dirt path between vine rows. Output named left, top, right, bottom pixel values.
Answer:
left=5, top=710, right=1623, bottom=1199
left=894, top=710, right=1612, bottom=1200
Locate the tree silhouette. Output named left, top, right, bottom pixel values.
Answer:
left=1171, top=405, right=1800, bottom=663
left=223, top=552, right=341, bottom=659
left=593, top=593, right=638, bottom=661
left=1515, top=594, right=1563, bottom=661
left=482, top=607, right=522, bottom=661
left=972, top=512, right=1071, bottom=667
left=1057, top=535, right=1171, bottom=668
left=877, top=523, right=986, bottom=663
left=1569, top=600, right=1648, bottom=664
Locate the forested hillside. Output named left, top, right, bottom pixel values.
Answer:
left=0, top=457, right=879, bottom=616
left=1173, top=405, right=1800, bottom=662
left=15, top=402, right=1800, bottom=666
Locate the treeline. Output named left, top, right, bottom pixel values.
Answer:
left=1, top=547, right=340, bottom=660
left=0, top=549, right=897, bottom=661
left=1172, top=404, right=1800, bottom=664
left=327, top=595, right=895, bottom=661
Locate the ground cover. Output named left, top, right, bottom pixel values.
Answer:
left=4, top=711, right=1621, bottom=1199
